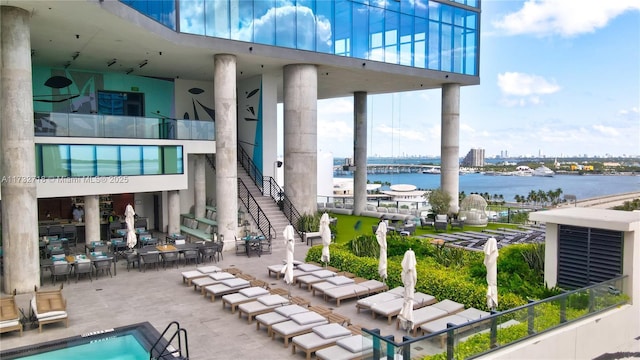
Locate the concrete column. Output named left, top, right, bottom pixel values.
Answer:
left=283, top=64, right=317, bottom=215
left=214, top=54, right=238, bottom=250
left=441, top=83, right=460, bottom=214
left=1, top=6, right=39, bottom=294
left=167, top=190, right=181, bottom=235
left=353, top=92, right=368, bottom=216
left=194, top=154, right=206, bottom=219
left=84, top=195, right=100, bottom=243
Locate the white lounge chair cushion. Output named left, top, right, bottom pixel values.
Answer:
left=281, top=259, right=303, bottom=266
left=297, top=275, right=326, bottom=284
left=0, top=320, right=20, bottom=328
left=192, top=277, right=218, bottom=288
left=291, top=311, right=326, bottom=325
left=181, top=270, right=203, bottom=278
left=273, top=319, right=328, bottom=336
left=313, top=323, right=351, bottom=339
left=337, top=334, right=373, bottom=352
left=326, top=276, right=354, bottom=286
left=256, top=312, right=288, bottom=326
left=275, top=305, right=309, bottom=317
left=309, top=270, right=336, bottom=279
left=358, top=279, right=386, bottom=291
left=420, top=314, right=469, bottom=333
left=458, top=307, right=490, bottom=320
left=221, top=278, right=250, bottom=288
left=324, top=284, right=368, bottom=299
left=297, top=264, right=322, bottom=272
left=432, top=299, right=465, bottom=314
left=268, top=264, right=284, bottom=273
left=210, top=272, right=235, bottom=281
left=357, top=292, right=401, bottom=309
left=222, top=293, right=250, bottom=304
left=258, top=295, right=289, bottom=307
left=239, top=287, right=269, bottom=297
left=31, top=297, right=67, bottom=319
left=198, top=265, right=221, bottom=273
left=412, top=306, right=448, bottom=325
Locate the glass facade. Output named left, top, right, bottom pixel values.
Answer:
left=120, top=0, right=479, bottom=76
left=35, top=144, right=184, bottom=178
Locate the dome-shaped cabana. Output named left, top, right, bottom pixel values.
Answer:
left=458, top=194, right=489, bottom=226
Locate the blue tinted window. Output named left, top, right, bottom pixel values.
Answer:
left=254, top=0, right=276, bottom=45
left=414, top=17, right=427, bottom=68
left=399, top=14, right=413, bottom=66
left=142, top=146, right=162, bottom=175
left=315, top=0, right=333, bottom=54
left=428, top=20, right=440, bottom=70
left=233, top=1, right=254, bottom=41
left=275, top=0, right=295, bottom=48
left=121, top=146, right=142, bottom=176
left=335, top=0, right=352, bottom=56
left=70, top=145, right=96, bottom=177
left=441, top=24, right=452, bottom=72
left=352, top=2, right=369, bottom=59
left=180, top=0, right=205, bottom=35
left=96, top=146, right=120, bottom=176
left=369, top=6, right=384, bottom=61
left=385, top=10, right=399, bottom=64
left=296, top=0, right=316, bottom=51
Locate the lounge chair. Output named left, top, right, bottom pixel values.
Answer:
left=181, top=265, right=221, bottom=285
left=370, top=292, right=437, bottom=324
left=310, top=276, right=356, bottom=297
left=290, top=263, right=324, bottom=282
left=32, top=286, right=69, bottom=333
left=296, top=270, right=337, bottom=290
left=323, top=280, right=388, bottom=306
left=0, top=291, right=22, bottom=336
left=315, top=333, right=373, bottom=360
left=271, top=311, right=329, bottom=347
left=400, top=299, right=465, bottom=336
left=291, top=323, right=353, bottom=360
left=203, top=278, right=250, bottom=301
left=237, top=294, right=290, bottom=324
left=256, top=305, right=310, bottom=336
left=221, top=286, right=270, bottom=313
left=355, top=286, right=404, bottom=313
left=192, top=271, right=235, bottom=294
left=419, top=307, right=491, bottom=346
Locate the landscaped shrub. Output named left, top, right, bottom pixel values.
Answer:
left=349, top=234, right=379, bottom=258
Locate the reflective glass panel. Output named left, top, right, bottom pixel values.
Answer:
left=441, top=23, right=452, bottom=72
left=453, top=25, right=463, bottom=73
left=400, top=14, right=414, bottom=66
left=334, top=0, right=351, bottom=56
left=428, top=20, right=440, bottom=70
left=180, top=0, right=205, bottom=35
left=465, top=30, right=477, bottom=75
left=275, top=0, right=295, bottom=48
left=70, top=145, right=96, bottom=177
left=142, top=146, right=162, bottom=175
left=41, top=144, right=70, bottom=177
left=254, top=0, right=276, bottom=45
left=120, top=146, right=142, bottom=175
left=369, top=6, right=384, bottom=61
left=352, top=2, right=369, bottom=59
left=296, top=0, right=316, bottom=51
left=212, top=0, right=231, bottom=38
left=414, top=18, right=427, bottom=68
left=315, top=0, right=333, bottom=53
left=163, top=146, right=184, bottom=174
left=96, top=146, right=120, bottom=176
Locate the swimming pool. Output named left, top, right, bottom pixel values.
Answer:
left=0, top=322, right=164, bottom=360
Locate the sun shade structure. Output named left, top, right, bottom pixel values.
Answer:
left=459, top=194, right=489, bottom=226
left=320, top=212, right=331, bottom=265
left=398, top=249, right=417, bottom=331
left=376, top=220, right=388, bottom=282
left=484, top=237, right=499, bottom=310
left=125, top=204, right=137, bottom=249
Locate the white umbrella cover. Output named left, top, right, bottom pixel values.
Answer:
left=375, top=221, right=388, bottom=281
left=320, top=213, right=331, bottom=264
left=124, top=204, right=137, bottom=249
left=484, top=237, right=499, bottom=310
left=281, top=224, right=296, bottom=286
left=398, top=249, right=417, bottom=331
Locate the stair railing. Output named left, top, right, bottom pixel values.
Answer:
left=149, top=321, right=189, bottom=360
left=237, top=178, right=275, bottom=241
left=237, top=146, right=304, bottom=240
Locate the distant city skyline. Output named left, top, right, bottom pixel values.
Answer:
left=278, top=0, right=640, bottom=159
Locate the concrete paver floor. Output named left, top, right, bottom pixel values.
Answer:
left=0, top=241, right=436, bottom=359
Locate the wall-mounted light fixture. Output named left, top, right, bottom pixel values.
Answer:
left=125, top=68, right=134, bottom=75
left=139, top=60, right=148, bottom=68
left=107, top=59, right=117, bottom=67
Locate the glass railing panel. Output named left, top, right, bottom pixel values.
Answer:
left=68, top=113, right=103, bottom=137
left=134, top=116, right=162, bottom=139
left=103, top=115, right=130, bottom=138
left=35, top=112, right=70, bottom=136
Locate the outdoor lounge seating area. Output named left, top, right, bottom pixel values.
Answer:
left=31, top=286, right=69, bottom=333
left=0, top=291, right=22, bottom=336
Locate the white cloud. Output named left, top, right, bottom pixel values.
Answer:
left=592, top=124, right=620, bottom=137
left=498, top=72, right=560, bottom=96
left=493, top=0, right=640, bottom=37
left=376, top=124, right=426, bottom=142
left=318, top=98, right=353, bottom=116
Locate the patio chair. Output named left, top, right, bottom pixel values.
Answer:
left=291, top=323, right=353, bottom=360
left=32, top=285, right=68, bottom=333
left=51, top=262, right=71, bottom=285
left=0, top=290, right=22, bottom=336
left=182, top=249, right=199, bottom=267
left=271, top=311, right=329, bottom=348
left=74, top=259, right=93, bottom=282
left=199, top=245, right=217, bottom=264
left=434, top=214, right=448, bottom=232
left=62, top=225, right=77, bottom=247
left=93, top=258, right=113, bottom=278
left=139, top=252, right=160, bottom=272
left=260, top=236, right=272, bottom=255
left=161, top=251, right=179, bottom=269
left=420, top=217, right=435, bottom=229
left=235, top=236, right=246, bottom=256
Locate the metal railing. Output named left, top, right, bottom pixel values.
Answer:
left=362, top=275, right=629, bottom=360
left=149, top=321, right=189, bottom=360
left=34, top=112, right=214, bottom=140
left=237, top=178, right=275, bottom=241
left=237, top=146, right=304, bottom=240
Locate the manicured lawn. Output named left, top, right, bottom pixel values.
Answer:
left=327, top=213, right=521, bottom=245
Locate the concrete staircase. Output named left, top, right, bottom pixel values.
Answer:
left=237, top=163, right=301, bottom=253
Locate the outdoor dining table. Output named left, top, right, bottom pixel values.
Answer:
left=241, top=235, right=264, bottom=257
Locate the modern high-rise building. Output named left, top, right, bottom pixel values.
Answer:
left=0, top=0, right=480, bottom=292
left=461, top=148, right=485, bottom=167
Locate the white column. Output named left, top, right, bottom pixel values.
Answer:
left=194, top=154, right=206, bottom=219
left=84, top=195, right=100, bottom=243
left=283, top=64, right=317, bottom=215
left=167, top=190, right=180, bottom=235
left=441, top=83, right=460, bottom=214
left=214, top=54, right=238, bottom=250
left=353, top=91, right=368, bottom=216
left=1, top=6, right=40, bottom=294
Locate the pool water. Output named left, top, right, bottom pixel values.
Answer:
left=18, top=334, right=148, bottom=360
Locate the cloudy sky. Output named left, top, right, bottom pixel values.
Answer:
left=278, top=0, right=640, bottom=159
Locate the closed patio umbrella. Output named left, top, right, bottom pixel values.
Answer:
left=398, top=249, right=417, bottom=331
left=375, top=220, right=388, bottom=282
left=484, top=237, right=499, bottom=310
left=124, top=204, right=137, bottom=249
left=320, top=212, right=331, bottom=266
left=282, top=224, right=296, bottom=298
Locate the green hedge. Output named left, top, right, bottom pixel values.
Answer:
left=306, top=245, right=526, bottom=311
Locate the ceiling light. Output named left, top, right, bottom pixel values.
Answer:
left=139, top=60, right=148, bottom=68
left=72, top=51, right=80, bottom=60
left=126, top=68, right=134, bottom=75
left=107, top=59, right=117, bottom=67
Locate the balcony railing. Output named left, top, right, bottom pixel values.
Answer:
left=34, top=112, right=214, bottom=140
left=363, top=275, right=628, bottom=360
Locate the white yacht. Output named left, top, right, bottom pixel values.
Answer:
left=533, top=165, right=555, bottom=177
